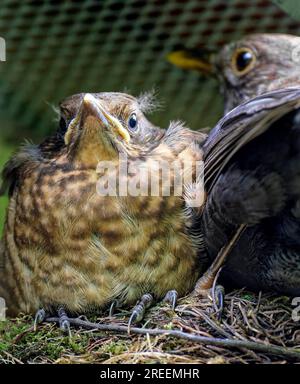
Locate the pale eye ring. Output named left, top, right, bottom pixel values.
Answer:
left=128, top=113, right=138, bottom=130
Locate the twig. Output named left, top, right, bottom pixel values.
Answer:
left=45, top=316, right=300, bottom=360
left=104, top=351, right=198, bottom=364
left=178, top=308, right=232, bottom=338
left=1, top=351, right=24, bottom=364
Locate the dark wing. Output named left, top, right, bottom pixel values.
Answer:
left=0, top=96, right=73, bottom=197
left=0, top=131, right=66, bottom=197
left=204, top=87, right=300, bottom=193
left=0, top=143, right=42, bottom=196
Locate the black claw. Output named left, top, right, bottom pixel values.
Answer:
left=128, top=293, right=154, bottom=333
left=57, top=306, right=71, bottom=336
left=212, top=285, right=225, bottom=320
left=109, top=300, right=119, bottom=317
left=163, top=290, right=178, bottom=310
left=33, top=308, right=47, bottom=331
left=127, top=308, right=140, bottom=332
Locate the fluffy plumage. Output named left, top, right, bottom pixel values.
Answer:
left=0, top=92, right=206, bottom=316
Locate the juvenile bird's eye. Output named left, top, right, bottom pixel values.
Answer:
left=128, top=113, right=138, bottom=130
left=231, top=48, right=256, bottom=76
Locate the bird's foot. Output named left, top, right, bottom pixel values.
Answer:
left=128, top=293, right=153, bottom=332
left=57, top=306, right=72, bottom=337
left=188, top=232, right=239, bottom=320
left=127, top=290, right=178, bottom=333
left=163, top=289, right=178, bottom=310
left=190, top=262, right=225, bottom=319
left=33, top=306, right=71, bottom=336
left=193, top=284, right=225, bottom=320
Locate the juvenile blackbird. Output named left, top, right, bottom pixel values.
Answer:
left=0, top=92, right=206, bottom=327
left=168, top=33, right=300, bottom=112
left=168, top=34, right=300, bottom=295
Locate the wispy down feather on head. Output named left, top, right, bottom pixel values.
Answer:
left=137, top=89, right=163, bottom=114
left=45, top=101, right=61, bottom=123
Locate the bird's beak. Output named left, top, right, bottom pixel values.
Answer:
left=81, top=93, right=131, bottom=143
left=167, top=48, right=216, bottom=77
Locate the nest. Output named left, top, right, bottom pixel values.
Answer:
left=0, top=289, right=299, bottom=364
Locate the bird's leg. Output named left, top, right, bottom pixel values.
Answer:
left=192, top=225, right=246, bottom=316
left=127, top=290, right=178, bottom=332
left=33, top=306, right=71, bottom=336
left=128, top=293, right=154, bottom=332
left=163, top=289, right=178, bottom=310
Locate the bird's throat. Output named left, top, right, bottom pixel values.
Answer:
left=72, top=116, right=118, bottom=167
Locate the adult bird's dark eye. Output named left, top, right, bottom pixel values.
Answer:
left=231, top=48, right=256, bottom=75
left=236, top=51, right=252, bottom=70
left=128, top=114, right=137, bottom=130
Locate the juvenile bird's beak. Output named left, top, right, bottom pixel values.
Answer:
left=167, top=48, right=216, bottom=76
left=81, top=93, right=131, bottom=143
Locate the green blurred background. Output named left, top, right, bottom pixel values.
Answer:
left=0, top=0, right=299, bottom=232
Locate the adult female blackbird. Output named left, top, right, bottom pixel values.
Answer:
left=198, top=87, right=300, bottom=295
left=0, top=92, right=206, bottom=328
left=169, top=35, right=300, bottom=296
left=168, top=33, right=300, bottom=112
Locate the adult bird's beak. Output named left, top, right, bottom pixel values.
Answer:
left=167, top=48, right=216, bottom=77
left=81, top=93, right=131, bottom=143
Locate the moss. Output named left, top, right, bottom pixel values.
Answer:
left=163, top=322, right=174, bottom=330
left=0, top=315, right=93, bottom=363
left=0, top=292, right=299, bottom=364
left=102, top=340, right=128, bottom=355
left=241, top=293, right=256, bottom=301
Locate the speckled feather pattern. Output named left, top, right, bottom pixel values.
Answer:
left=0, top=92, right=206, bottom=316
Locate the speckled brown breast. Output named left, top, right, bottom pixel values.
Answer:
left=1, top=141, right=202, bottom=316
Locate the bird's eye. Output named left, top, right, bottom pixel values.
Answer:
left=231, top=48, right=256, bottom=76
left=128, top=113, right=138, bottom=130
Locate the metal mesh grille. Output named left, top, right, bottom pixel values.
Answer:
left=0, top=0, right=300, bottom=141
